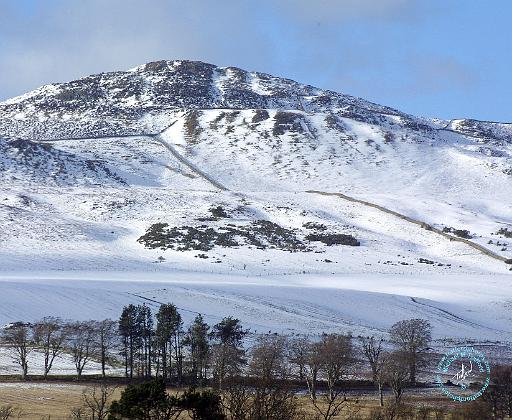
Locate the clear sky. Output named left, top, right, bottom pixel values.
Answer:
left=1, top=0, right=510, bottom=121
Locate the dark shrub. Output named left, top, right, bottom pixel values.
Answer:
left=443, top=227, right=472, bottom=239
left=210, top=206, right=229, bottom=219
left=252, top=109, right=270, bottom=124
left=272, top=112, right=305, bottom=136
left=497, top=227, right=512, bottom=238
left=180, top=388, right=226, bottom=420
left=302, top=222, right=327, bottom=231
left=138, top=220, right=307, bottom=252
left=306, top=233, right=360, bottom=246
left=109, top=379, right=180, bottom=419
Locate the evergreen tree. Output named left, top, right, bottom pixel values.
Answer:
left=184, top=314, right=210, bottom=384
left=109, top=380, right=225, bottom=420
left=108, top=379, right=181, bottom=420
left=155, top=303, right=182, bottom=382
left=210, top=317, right=248, bottom=390
left=211, top=317, right=248, bottom=347
left=119, top=305, right=138, bottom=378
left=180, top=388, right=226, bottom=420
left=137, top=305, right=153, bottom=377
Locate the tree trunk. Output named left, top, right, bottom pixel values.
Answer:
left=101, top=347, right=106, bottom=377
left=44, top=353, right=50, bottom=380
left=21, top=362, right=28, bottom=380
left=409, top=362, right=416, bottom=384
left=147, top=338, right=152, bottom=378
left=129, top=335, right=133, bottom=379
left=306, top=376, right=317, bottom=401
left=162, top=342, right=168, bottom=379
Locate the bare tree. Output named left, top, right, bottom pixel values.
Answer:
left=95, top=319, right=118, bottom=377
left=68, top=321, right=97, bottom=378
left=0, top=405, right=22, bottom=420
left=361, top=336, right=385, bottom=406
left=288, top=335, right=309, bottom=381
left=389, top=319, right=431, bottom=384
left=300, top=334, right=356, bottom=420
left=222, top=380, right=252, bottom=420
left=483, top=364, right=512, bottom=419
left=248, top=334, right=300, bottom=420
left=366, top=352, right=411, bottom=420
left=495, top=365, right=512, bottom=418
left=312, top=334, right=354, bottom=420
left=303, top=339, right=323, bottom=402
left=211, top=343, right=246, bottom=391
left=0, top=322, right=35, bottom=380
left=70, top=383, right=116, bottom=420
left=33, top=317, right=68, bottom=379
left=382, top=351, right=409, bottom=405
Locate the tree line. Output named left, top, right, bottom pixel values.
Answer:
left=0, top=305, right=429, bottom=388
left=1, top=305, right=511, bottom=419
left=0, top=318, right=117, bottom=380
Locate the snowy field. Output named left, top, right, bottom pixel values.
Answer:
left=0, top=346, right=118, bottom=376
left=0, top=271, right=510, bottom=344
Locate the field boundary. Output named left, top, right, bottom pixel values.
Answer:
left=307, top=190, right=512, bottom=266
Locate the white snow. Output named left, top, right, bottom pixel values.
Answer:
left=0, top=346, right=120, bottom=376
left=1, top=63, right=511, bottom=350
left=0, top=271, right=509, bottom=343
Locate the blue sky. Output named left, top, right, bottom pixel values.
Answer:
left=1, top=0, right=511, bottom=121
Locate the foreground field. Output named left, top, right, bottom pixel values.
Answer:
left=0, top=381, right=460, bottom=420
left=0, top=382, right=122, bottom=419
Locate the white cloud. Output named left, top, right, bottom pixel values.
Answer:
left=0, top=0, right=476, bottom=121
left=0, top=0, right=275, bottom=99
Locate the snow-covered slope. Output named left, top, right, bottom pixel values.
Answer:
left=0, top=60, right=511, bottom=341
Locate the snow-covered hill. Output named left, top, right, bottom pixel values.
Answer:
left=0, top=60, right=511, bottom=341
